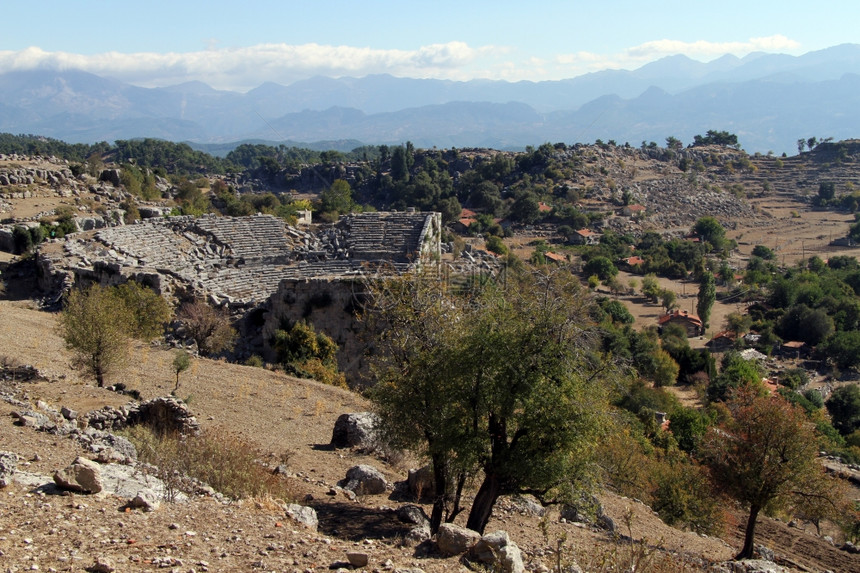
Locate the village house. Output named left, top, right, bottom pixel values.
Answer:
left=544, top=251, right=567, bottom=264
left=780, top=340, right=810, bottom=359
left=453, top=216, right=477, bottom=233
left=658, top=309, right=704, bottom=337
left=569, top=228, right=601, bottom=245
left=620, top=255, right=645, bottom=271
left=706, top=330, right=736, bottom=352
left=620, top=204, right=647, bottom=218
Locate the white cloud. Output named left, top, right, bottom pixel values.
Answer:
left=626, top=35, right=801, bottom=60
left=553, top=35, right=802, bottom=77
left=0, top=36, right=804, bottom=89
left=0, top=42, right=492, bottom=91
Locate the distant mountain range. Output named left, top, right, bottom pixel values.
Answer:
left=2, top=44, right=860, bottom=154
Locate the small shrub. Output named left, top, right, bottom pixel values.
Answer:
left=177, top=300, right=236, bottom=356
left=297, top=357, right=347, bottom=388
left=122, top=425, right=298, bottom=502
left=171, top=351, right=191, bottom=394
left=271, top=321, right=344, bottom=387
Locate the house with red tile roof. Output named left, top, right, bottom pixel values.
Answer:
left=706, top=331, right=736, bottom=352
left=544, top=251, right=567, bottom=263
left=569, top=228, right=601, bottom=245
left=621, top=204, right=647, bottom=218
left=621, top=255, right=645, bottom=270
left=658, top=309, right=704, bottom=337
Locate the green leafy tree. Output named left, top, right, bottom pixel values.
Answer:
left=703, top=388, right=837, bottom=559
left=659, top=288, right=677, bottom=312
left=470, top=181, right=504, bottom=215
left=509, top=192, right=541, bottom=224
left=12, top=226, right=34, bottom=255
left=113, top=282, right=172, bottom=340
left=777, top=304, right=833, bottom=346
left=583, top=256, right=618, bottom=281
left=319, top=179, right=354, bottom=217
left=651, top=454, right=722, bottom=535
left=751, top=245, right=776, bottom=260
left=707, top=352, right=764, bottom=403
left=826, top=385, right=860, bottom=436
left=364, top=270, right=474, bottom=532
left=172, top=351, right=191, bottom=394
left=484, top=235, right=508, bottom=255
left=820, top=331, right=860, bottom=370
left=692, top=217, right=729, bottom=253
left=780, top=367, right=809, bottom=390
left=696, top=272, right=716, bottom=330
left=652, top=348, right=680, bottom=387
left=669, top=407, right=711, bottom=453
left=271, top=321, right=343, bottom=386
left=598, top=299, right=634, bottom=325
left=368, top=269, right=609, bottom=534
left=641, top=273, right=661, bottom=303
left=390, top=146, right=410, bottom=182
left=58, top=284, right=132, bottom=387
left=724, top=311, right=752, bottom=336
left=692, top=130, right=739, bottom=148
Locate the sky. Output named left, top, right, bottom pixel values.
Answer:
left=1, top=0, right=858, bottom=92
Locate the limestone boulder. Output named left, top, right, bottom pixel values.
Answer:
left=128, top=490, right=161, bottom=512
left=0, top=451, right=17, bottom=487
left=285, top=503, right=318, bottom=531
left=407, top=465, right=435, bottom=499
left=436, top=523, right=481, bottom=556
left=54, top=456, right=103, bottom=493
left=471, top=530, right=524, bottom=573
left=341, top=464, right=388, bottom=495
left=330, top=412, right=378, bottom=449
left=397, top=504, right=430, bottom=527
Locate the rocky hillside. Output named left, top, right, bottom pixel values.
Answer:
left=3, top=299, right=860, bottom=572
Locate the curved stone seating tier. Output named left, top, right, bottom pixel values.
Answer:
left=192, top=214, right=305, bottom=261
left=340, top=212, right=430, bottom=262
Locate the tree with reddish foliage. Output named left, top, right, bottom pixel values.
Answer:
left=177, top=300, right=236, bottom=357
left=702, top=387, right=837, bottom=559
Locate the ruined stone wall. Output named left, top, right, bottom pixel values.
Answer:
left=262, top=278, right=370, bottom=384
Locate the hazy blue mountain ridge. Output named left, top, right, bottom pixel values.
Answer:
left=2, top=44, right=860, bottom=153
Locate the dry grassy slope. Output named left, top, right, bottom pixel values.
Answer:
left=3, top=300, right=860, bottom=572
